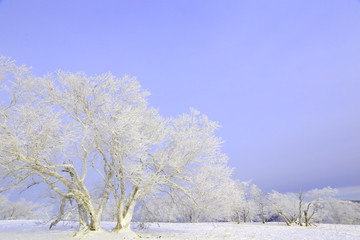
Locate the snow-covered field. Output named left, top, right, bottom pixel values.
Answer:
left=0, top=220, right=359, bottom=240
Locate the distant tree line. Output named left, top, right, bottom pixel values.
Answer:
left=1, top=184, right=359, bottom=226
left=132, top=183, right=360, bottom=226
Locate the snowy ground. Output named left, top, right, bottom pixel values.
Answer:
left=0, top=220, right=359, bottom=240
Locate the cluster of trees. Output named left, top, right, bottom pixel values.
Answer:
left=0, top=194, right=41, bottom=220
left=132, top=184, right=360, bottom=226
left=0, top=57, right=231, bottom=232
left=0, top=58, right=359, bottom=233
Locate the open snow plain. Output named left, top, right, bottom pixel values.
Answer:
left=0, top=221, right=359, bottom=240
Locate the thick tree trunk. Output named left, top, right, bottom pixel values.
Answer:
left=77, top=195, right=101, bottom=231
left=88, top=179, right=113, bottom=231
left=88, top=213, right=101, bottom=231
left=76, top=180, right=113, bottom=232
left=112, top=200, right=137, bottom=232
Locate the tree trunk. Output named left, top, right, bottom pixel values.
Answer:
left=78, top=196, right=101, bottom=231
left=236, top=212, right=241, bottom=224
left=87, top=179, right=113, bottom=231
left=279, top=212, right=291, bottom=226
left=49, top=197, right=67, bottom=230
left=78, top=202, right=89, bottom=230
left=304, top=210, right=309, bottom=227
left=298, top=192, right=303, bottom=226
left=260, top=207, right=265, bottom=224
left=88, top=212, right=101, bottom=231
left=112, top=200, right=137, bottom=232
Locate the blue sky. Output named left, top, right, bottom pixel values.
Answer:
left=1, top=0, right=360, bottom=198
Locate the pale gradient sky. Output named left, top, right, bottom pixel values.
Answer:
left=0, top=0, right=360, bottom=197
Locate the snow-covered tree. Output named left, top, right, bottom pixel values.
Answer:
left=1, top=61, right=146, bottom=231
left=133, top=152, right=235, bottom=223
left=134, top=192, right=180, bottom=223
left=174, top=163, right=235, bottom=223
left=268, top=191, right=298, bottom=226
left=267, top=187, right=344, bottom=226
left=0, top=194, right=40, bottom=220
left=109, top=107, right=229, bottom=231
left=317, top=199, right=360, bottom=225
left=250, top=184, right=270, bottom=224
left=301, top=187, right=338, bottom=226
left=231, top=181, right=258, bottom=224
